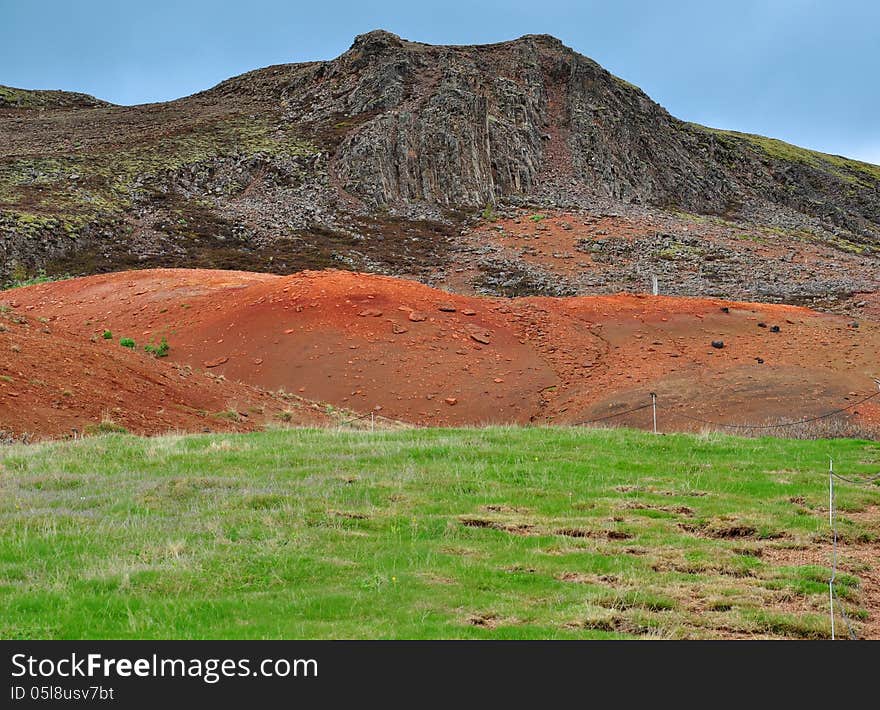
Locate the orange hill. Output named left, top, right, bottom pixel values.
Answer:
left=4, top=268, right=879, bottom=436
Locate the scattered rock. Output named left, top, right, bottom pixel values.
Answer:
left=466, top=325, right=492, bottom=344
left=770, top=325, right=781, bottom=333
left=711, top=340, right=724, bottom=349
left=461, top=309, right=477, bottom=316
left=358, top=308, right=383, bottom=317
left=408, top=311, right=427, bottom=322
left=204, top=356, right=229, bottom=368
left=391, top=323, right=408, bottom=334
left=438, top=303, right=457, bottom=312
left=445, top=397, right=458, bottom=405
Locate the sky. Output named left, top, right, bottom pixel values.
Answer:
left=2, top=0, right=878, bottom=165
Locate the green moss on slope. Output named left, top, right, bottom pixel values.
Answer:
left=0, top=85, right=109, bottom=110
left=0, top=115, right=317, bottom=222
left=696, top=124, right=880, bottom=186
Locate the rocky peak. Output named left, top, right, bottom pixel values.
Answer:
left=277, top=31, right=877, bottom=239
left=507, top=33, right=570, bottom=50
left=287, top=30, right=714, bottom=210
left=348, top=29, right=407, bottom=53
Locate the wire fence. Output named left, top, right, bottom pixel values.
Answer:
left=578, top=388, right=880, bottom=433
left=828, top=463, right=880, bottom=640
left=280, top=384, right=880, bottom=639
left=581, top=387, right=880, bottom=641
left=337, top=409, right=405, bottom=430
left=333, top=380, right=880, bottom=435
left=336, top=410, right=378, bottom=428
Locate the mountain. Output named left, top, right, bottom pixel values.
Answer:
left=2, top=30, right=878, bottom=313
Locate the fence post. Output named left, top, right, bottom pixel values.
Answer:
left=829, top=458, right=835, bottom=641
left=651, top=393, right=657, bottom=434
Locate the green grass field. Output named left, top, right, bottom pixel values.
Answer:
left=1, top=427, right=878, bottom=639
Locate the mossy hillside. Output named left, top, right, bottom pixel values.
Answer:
left=696, top=124, right=880, bottom=187
left=0, top=210, right=89, bottom=239
left=666, top=209, right=872, bottom=257
left=0, top=85, right=109, bottom=110
left=0, top=115, right=318, bottom=222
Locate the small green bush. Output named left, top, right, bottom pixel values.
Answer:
left=144, top=337, right=170, bottom=358
left=102, top=330, right=113, bottom=339
left=119, top=338, right=136, bottom=349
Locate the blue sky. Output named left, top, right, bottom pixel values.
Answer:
left=2, top=0, right=878, bottom=164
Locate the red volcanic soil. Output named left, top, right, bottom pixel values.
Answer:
left=5, top=268, right=880, bottom=435
left=0, top=281, right=334, bottom=439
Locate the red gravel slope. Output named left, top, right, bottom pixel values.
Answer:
left=5, top=268, right=879, bottom=435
